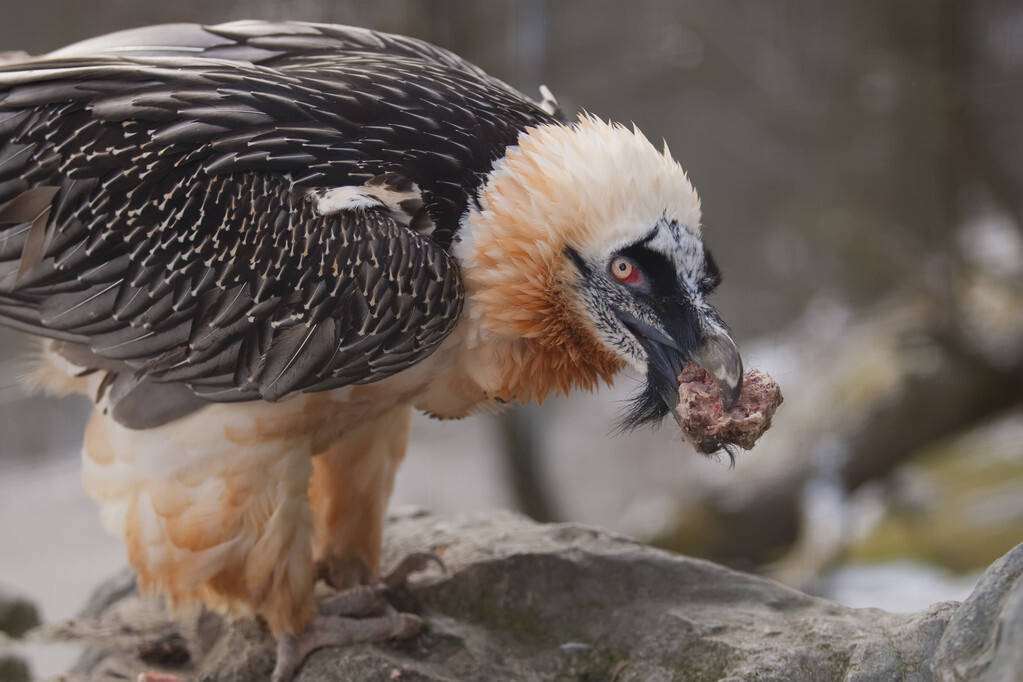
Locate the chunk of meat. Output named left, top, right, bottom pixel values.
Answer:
left=676, top=363, right=783, bottom=455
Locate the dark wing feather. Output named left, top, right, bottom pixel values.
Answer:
left=2, top=21, right=556, bottom=242
left=1, top=170, right=463, bottom=406
left=46, top=20, right=489, bottom=76
left=0, top=24, right=542, bottom=421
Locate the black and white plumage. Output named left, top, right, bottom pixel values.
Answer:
left=0, top=21, right=745, bottom=681
left=0, top=21, right=556, bottom=424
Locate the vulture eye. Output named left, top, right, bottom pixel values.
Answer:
left=610, top=256, right=644, bottom=286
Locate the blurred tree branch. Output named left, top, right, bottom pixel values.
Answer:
left=662, top=291, right=1022, bottom=573
left=495, top=407, right=561, bottom=523
left=655, top=0, right=1023, bottom=577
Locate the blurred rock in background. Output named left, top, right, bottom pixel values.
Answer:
left=0, top=586, right=38, bottom=682
left=0, top=1, right=1021, bottom=675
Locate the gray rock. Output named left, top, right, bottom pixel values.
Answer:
left=932, top=542, right=1023, bottom=682
left=66, top=509, right=1020, bottom=681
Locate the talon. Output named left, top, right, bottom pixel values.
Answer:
left=271, top=613, right=423, bottom=682
left=382, top=551, right=447, bottom=589
left=318, top=584, right=383, bottom=618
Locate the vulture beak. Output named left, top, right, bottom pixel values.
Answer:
left=613, top=304, right=743, bottom=429
left=695, top=322, right=743, bottom=410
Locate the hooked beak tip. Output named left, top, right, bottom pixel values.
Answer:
left=696, top=328, right=743, bottom=411
left=720, top=373, right=743, bottom=411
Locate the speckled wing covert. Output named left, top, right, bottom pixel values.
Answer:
left=0, top=21, right=555, bottom=424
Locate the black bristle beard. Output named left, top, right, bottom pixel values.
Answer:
left=614, top=333, right=687, bottom=432
left=616, top=369, right=674, bottom=432
left=617, top=368, right=739, bottom=466
left=613, top=299, right=698, bottom=433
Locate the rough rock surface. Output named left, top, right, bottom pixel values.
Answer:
left=61, top=509, right=1020, bottom=682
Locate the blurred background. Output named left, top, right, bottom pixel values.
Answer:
left=1, top=0, right=1022, bottom=677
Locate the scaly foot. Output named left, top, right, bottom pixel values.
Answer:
left=271, top=552, right=445, bottom=682
left=271, top=608, right=422, bottom=682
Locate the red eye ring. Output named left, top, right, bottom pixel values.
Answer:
left=610, top=256, right=643, bottom=285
